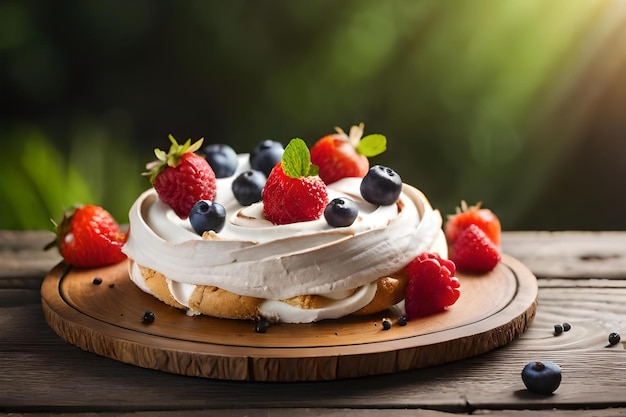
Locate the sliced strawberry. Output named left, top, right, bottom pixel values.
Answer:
left=405, top=252, right=460, bottom=319
left=145, top=135, right=216, bottom=219
left=445, top=200, right=501, bottom=246
left=49, top=204, right=128, bottom=268
left=452, top=224, right=501, bottom=274
left=262, top=138, right=328, bottom=225
left=310, top=123, right=386, bottom=185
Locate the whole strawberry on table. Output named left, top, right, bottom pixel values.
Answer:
left=444, top=201, right=502, bottom=274
left=48, top=204, right=128, bottom=268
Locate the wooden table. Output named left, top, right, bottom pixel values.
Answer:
left=2, top=230, right=625, bottom=416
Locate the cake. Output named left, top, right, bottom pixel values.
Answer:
left=122, top=127, right=454, bottom=324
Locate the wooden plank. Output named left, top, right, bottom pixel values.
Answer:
left=0, top=230, right=60, bottom=288
left=3, top=231, right=626, bottom=414
left=3, top=411, right=626, bottom=417
left=502, top=231, right=626, bottom=279
left=2, top=281, right=625, bottom=412
left=0, top=410, right=462, bottom=417
left=37, top=256, right=536, bottom=381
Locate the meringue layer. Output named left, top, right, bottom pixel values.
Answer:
left=123, top=155, right=446, bottom=322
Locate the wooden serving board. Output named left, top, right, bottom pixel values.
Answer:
left=41, top=254, right=537, bottom=381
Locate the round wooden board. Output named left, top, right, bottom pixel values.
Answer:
left=41, top=254, right=537, bottom=381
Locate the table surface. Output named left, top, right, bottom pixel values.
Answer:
left=2, top=230, right=626, bottom=416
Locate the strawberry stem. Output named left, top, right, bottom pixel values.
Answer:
left=143, top=135, right=204, bottom=183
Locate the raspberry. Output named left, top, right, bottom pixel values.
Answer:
left=405, top=252, right=461, bottom=319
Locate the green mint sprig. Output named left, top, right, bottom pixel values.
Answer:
left=282, top=138, right=319, bottom=178
left=356, top=133, right=387, bottom=157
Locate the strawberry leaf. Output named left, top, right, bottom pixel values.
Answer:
left=356, top=134, right=387, bottom=157
left=282, top=138, right=319, bottom=178
left=143, top=135, right=204, bottom=183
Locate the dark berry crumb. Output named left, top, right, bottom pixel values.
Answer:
left=562, top=322, right=571, bottom=332
left=397, top=316, right=409, bottom=326
left=382, top=318, right=392, bottom=330
left=553, top=324, right=563, bottom=335
left=141, top=310, right=155, bottom=324
left=608, top=332, right=621, bottom=346
left=92, top=277, right=103, bottom=285
left=254, top=320, right=270, bottom=333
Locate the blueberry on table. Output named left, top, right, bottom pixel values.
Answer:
left=232, top=170, right=266, bottom=206
left=360, top=165, right=402, bottom=205
left=201, top=143, right=238, bottom=178
left=521, top=361, right=562, bottom=395
left=608, top=332, right=621, bottom=346
left=324, top=197, right=358, bottom=227
left=250, top=140, right=284, bottom=177
left=141, top=310, right=155, bottom=324
left=254, top=319, right=270, bottom=333
left=189, top=200, right=226, bottom=235
left=381, top=318, right=392, bottom=330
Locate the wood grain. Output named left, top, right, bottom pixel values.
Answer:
left=3, top=231, right=626, bottom=415
left=0, top=230, right=60, bottom=288
left=501, top=231, right=626, bottom=279
left=39, top=255, right=537, bottom=381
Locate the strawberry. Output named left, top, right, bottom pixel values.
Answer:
left=48, top=204, right=128, bottom=268
left=144, top=135, right=216, bottom=219
left=262, top=138, right=328, bottom=225
left=444, top=200, right=501, bottom=247
left=405, top=252, right=460, bottom=319
left=310, top=123, right=387, bottom=184
left=452, top=224, right=501, bottom=274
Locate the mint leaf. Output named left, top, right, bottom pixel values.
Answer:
left=356, top=134, right=387, bottom=157
left=282, top=138, right=318, bottom=178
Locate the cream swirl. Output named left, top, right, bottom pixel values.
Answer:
left=123, top=155, right=445, bottom=303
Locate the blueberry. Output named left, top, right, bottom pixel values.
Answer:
left=360, top=165, right=402, bottom=206
left=201, top=143, right=238, bottom=178
left=521, top=361, right=562, bottom=395
left=232, top=170, right=266, bottom=206
left=92, top=277, right=102, bottom=285
left=608, top=332, right=621, bottom=346
left=382, top=318, right=392, bottom=330
left=562, top=322, right=571, bottom=332
left=254, top=319, right=270, bottom=333
left=397, top=315, right=408, bottom=326
left=141, top=310, right=155, bottom=324
left=189, top=200, right=226, bottom=235
left=324, top=197, right=358, bottom=227
left=250, top=140, right=284, bottom=177
left=554, top=324, right=563, bottom=335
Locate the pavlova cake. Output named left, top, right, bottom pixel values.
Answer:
left=122, top=124, right=483, bottom=325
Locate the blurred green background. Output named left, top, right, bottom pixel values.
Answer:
left=2, top=0, right=626, bottom=231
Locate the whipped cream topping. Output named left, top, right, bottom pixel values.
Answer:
left=123, top=154, right=446, bottom=322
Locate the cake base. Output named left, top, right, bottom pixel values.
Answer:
left=41, top=255, right=537, bottom=381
